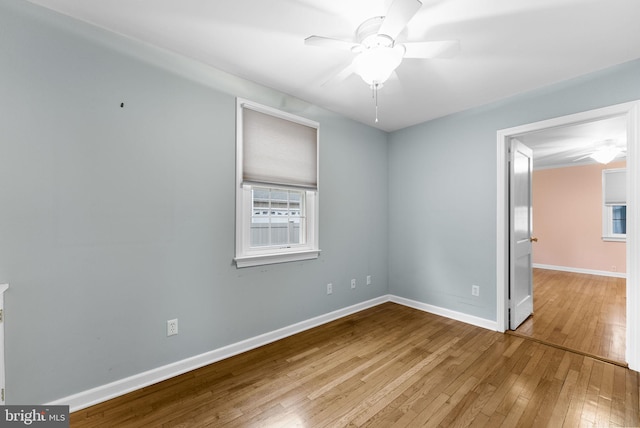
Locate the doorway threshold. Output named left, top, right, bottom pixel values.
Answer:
left=506, top=330, right=628, bottom=368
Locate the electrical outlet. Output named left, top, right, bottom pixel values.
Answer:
left=366, top=275, right=372, bottom=285
left=167, top=319, right=178, bottom=336
left=327, top=283, right=333, bottom=295
left=351, top=279, right=356, bottom=289
left=471, top=285, right=480, bottom=297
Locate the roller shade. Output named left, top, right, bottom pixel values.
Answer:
left=242, top=106, right=318, bottom=189
left=603, top=168, right=626, bottom=205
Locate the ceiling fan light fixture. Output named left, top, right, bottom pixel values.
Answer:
left=590, top=147, right=621, bottom=164
left=352, top=45, right=405, bottom=86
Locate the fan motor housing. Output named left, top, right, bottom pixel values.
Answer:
left=356, top=16, right=394, bottom=49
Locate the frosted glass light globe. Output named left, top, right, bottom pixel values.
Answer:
left=352, top=45, right=404, bottom=86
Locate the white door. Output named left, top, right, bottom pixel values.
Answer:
left=509, top=139, right=534, bottom=329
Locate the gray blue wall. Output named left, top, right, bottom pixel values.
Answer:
left=388, top=58, right=640, bottom=321
left=3, top=0, right=640, bottom=407
left=0, top=0, right=388, bottom=404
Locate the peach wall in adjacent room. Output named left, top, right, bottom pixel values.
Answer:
left=532, top=160, right=626, bottom=275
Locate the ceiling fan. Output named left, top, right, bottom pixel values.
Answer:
left=573, top=139, right=627, bottom=164
left=304, top=0, right=459, bottom=122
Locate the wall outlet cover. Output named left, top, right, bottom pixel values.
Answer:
left=167, top=319, right=178, bottom=336
left=471, top=285, right=480, bottom=297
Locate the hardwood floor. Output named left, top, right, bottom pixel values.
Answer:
left=70, top=302, right=639, bottom=427
left=514, top=269, right=626, bottom=366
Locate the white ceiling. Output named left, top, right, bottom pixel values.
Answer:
left=26, top=0, right=640, bottom=133
left=516, top=115, right=627, bottom=170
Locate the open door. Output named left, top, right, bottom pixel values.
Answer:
left=509, top=139, right=534, bottom=329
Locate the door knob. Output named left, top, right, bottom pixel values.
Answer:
left=530, top=237, right=538, bottom=242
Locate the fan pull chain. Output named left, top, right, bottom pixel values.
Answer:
left=372, top=83, right=380, bottom=123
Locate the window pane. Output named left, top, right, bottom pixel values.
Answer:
left=250, top=187, right=304, bottom=248
left=612, top=205, right=626, bottom=234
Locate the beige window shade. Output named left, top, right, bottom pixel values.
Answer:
left=242, top=107, right=318, bottom=189
left=603, top=168, right=626, bottom=205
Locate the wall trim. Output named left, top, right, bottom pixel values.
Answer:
left=50, top=294, right=497, bottom=412
left=389, top=295, right=498, bottom=331
left=533, top=263, right=627, bottom=278
left=49, top=295, right=388, bottom=412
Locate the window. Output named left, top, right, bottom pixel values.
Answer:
left=611, top=205, right=627, bottom=234
left=251, top=187, right=304, bottom=248
left=602, top=168, right=626, bottom=241
left=235, top=99, right=319, bottom=267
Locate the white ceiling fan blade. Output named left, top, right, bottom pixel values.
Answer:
left=573, top=153, right=592, bottom=162
left=403, top=40, right=460, bottom=59
left=378, top=0, right=422, bottom=40
left=304, top=36, right=360, bottom=51
left=321, top=64, right=355, bottom=86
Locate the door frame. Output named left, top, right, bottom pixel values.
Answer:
left=496, top=100, right=640, bottom=371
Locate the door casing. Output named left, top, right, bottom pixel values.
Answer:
left=496, top=101, right=640, bottom=371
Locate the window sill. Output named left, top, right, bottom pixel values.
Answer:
left=235, top=249, right=320, bottom=268
left=602, top=236, right=626, bottom=242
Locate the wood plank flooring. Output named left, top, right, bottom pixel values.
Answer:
left=514, top=269, right=626, bottom=366
left=70, top=302, right=639, bottom=427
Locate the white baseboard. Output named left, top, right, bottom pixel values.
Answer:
left=49, top=295, right=388, bottom=412
left=389, top=295, right=498, bottom=331
left=533, top=263, right=626, bottom=278
left=50, top=294, right=497, bottom=412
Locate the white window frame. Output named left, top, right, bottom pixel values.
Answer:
left=602, top=168, right=626, bottom=242
left=235, top=98, right=320, bottom=268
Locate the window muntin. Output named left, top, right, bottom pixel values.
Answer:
left=251, top=187, right=305, bottom=248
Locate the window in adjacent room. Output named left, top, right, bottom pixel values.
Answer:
left=602, top=168, right=626, bottom=241
left=235, top=98, right=319, bottom=268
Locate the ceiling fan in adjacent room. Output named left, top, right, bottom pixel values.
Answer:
left=573, top=139, right=627, bottom=165
left=304, top=0, right=460, bottom=122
